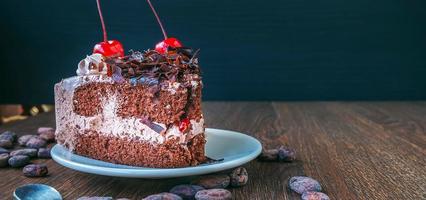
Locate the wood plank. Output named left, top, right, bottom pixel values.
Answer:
left=272, top=102, right=426, bottom=199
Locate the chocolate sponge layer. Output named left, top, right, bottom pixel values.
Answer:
left=117, top=84, right=188, bottom=124
left=73, top=82, right=202, bottom=124
left=73, top=82, right=108, bottom=116
left=73, top=131, right=206, bottom=168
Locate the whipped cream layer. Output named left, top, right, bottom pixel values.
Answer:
left=54, top=75, right=204, bottom=149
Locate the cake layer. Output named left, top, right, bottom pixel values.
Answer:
left=73, top=81, right=201, bottom=124
left=72, top=131, right=206, bottom=168
left=55, top=75, right=205, bottom=147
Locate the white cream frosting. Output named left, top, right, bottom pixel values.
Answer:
left=54, top=75, right=204, bottom=148
left=76, top=53, right=107, bottom=76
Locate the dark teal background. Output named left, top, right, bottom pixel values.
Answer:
left=1, top=0, right=425, bottom=103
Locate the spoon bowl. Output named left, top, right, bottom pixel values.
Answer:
left=13, top=184, right=62, bottom=200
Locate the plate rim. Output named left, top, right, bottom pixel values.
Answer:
left=51, top=128, right=262, bottom=178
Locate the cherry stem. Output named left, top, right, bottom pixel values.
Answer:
left=147, top=0, right=168, bottom=39
left=96, top=0, right=108, bottom=42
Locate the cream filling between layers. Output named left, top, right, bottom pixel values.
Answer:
left=55, top=75, right=204, bottom=148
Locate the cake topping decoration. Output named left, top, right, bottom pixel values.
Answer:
left=93, top=0, right=124, bottom=57
left=111, top=65, right=125, bottom=83
left=93, top=40, right=124, bottom=57
left=147, top=0, right=183, bottom=54
left=179, top=118, right=190, bottom=132
left=105, top=48, right=200, bottom=85
left=76, top=53, right=107, bottom=76
left=155, top=38, right=183, bottom=55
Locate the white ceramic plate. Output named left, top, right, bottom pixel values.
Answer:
left=51, top=128, right=262, bottom=178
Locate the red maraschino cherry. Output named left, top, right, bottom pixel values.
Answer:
left=179, top=118, right=190, bottom=132
left=93, top=40, right=124, bottom=57
left=93, top=0, right=124, bottom=57
left=155, top=38, right=182, bottom=54
left=147, top=0, right=182, bottom=54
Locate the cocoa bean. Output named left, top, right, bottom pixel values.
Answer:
left=229, top=167, right=248, bottom=187
left=18, top=135, right=37, bottom=146
left=288, top=176, right=322, bottom=194
left=26, top=136, right=47, bottom=148
left=170, top=184, right=204, bottom=199
left=37, top=148, right=51, bottom=158
left=10, top=148, right=38, bottom=158
left=0, top=131, right=17, bottom=148
left=39, top=131, right=55, bottom=142
left=0, top=140, right=13, bottom=149
left=278, top=146, right=296, bottom=162
left=23, top=164, right=49, bottom=177
left=37, top=127, right=55, bottom=134
left=8, top=155, right=30, bottom=168
left=195, top=189, right=232, bottom=200
left=143, top=192, right=182, bottom=200
left=0, top=131, right=17, bottom=142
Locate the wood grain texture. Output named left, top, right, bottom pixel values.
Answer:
left=0, top=102, right=425, bottom=199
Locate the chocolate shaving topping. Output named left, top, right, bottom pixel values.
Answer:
left=129, top=77, right=159, bottom=86
left=111, top=66, right=125, bottom=83
left=202, top=157, right=225, bottom=165
left=140, top=117, right=166, bottom=134
left=105, top=47, right=201, bottom=86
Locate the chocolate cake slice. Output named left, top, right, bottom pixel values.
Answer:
left=54, top=48, right=206, bottom=168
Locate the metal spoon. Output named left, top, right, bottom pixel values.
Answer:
left=13, top=184, right=62, bottom=200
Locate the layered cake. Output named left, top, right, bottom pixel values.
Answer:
left=55, top=0, right=207, bottom=168
left=55, top=47, right=206, bottom=168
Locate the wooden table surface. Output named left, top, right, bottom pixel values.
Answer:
left=0, top=102, right=425, bottom=200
